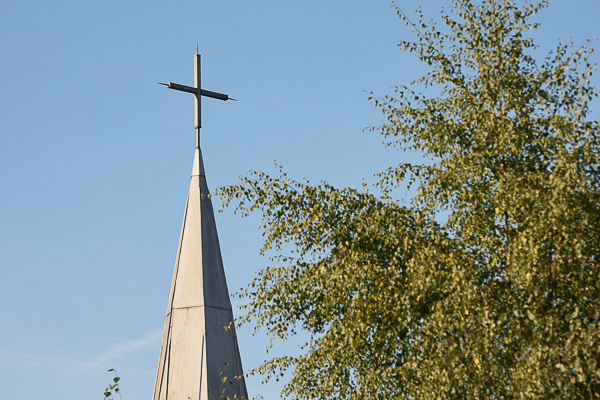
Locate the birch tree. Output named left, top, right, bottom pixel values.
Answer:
left=219, top=1, right=600, bottom=398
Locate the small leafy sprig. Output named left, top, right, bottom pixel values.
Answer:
left=219, top=362, right=252, bottom=400
left=103, top=369, right=122, bottom=400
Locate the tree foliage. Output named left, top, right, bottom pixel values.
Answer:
left=218, top=0, right=600, bottom=398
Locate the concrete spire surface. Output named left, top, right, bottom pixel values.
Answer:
left=153, top=53, right=247, bottom=400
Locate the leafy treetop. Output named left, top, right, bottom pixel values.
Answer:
left=218, top=0, right=599, bottom=398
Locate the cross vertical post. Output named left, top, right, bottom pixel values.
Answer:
left=194, top=52, right=201, bottom=148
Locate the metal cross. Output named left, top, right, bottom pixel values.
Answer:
left=160, top=47, right=235, bottom=148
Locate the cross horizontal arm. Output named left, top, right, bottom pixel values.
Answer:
left=159, top=82, right=233, bottom=101
left=200, top=89, right=230, bottom=101
left=159, top=82, right=197, bottom=94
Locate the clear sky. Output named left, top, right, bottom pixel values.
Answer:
left=0, top=1, right=598, bottom=399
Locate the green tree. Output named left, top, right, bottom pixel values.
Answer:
left=218, top=0, right=600, bottom=398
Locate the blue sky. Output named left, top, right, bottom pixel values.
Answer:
left=0, top=1, right=598, bottom=399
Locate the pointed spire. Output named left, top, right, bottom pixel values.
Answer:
left=152, top=149, right=247, bottom=400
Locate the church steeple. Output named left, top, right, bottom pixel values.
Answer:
left=153, top=52, right=246, bottom=400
